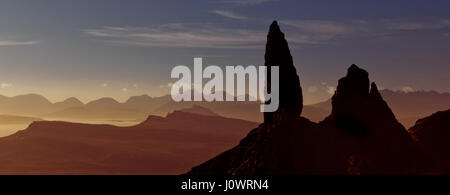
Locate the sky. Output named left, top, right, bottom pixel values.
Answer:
left=0, top=0, right=450, bottom=104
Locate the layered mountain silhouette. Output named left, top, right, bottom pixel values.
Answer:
left=188, top=21, right=434, bottom=175
left=0, top=107, right=258, bottom=174
left=153, top=99, right=263, bottom=122
left=0, top=90, right=447, bottom=127
left=0, top=93, right=264, bottom=122
left=0, top=21, right=449, bottom=175
left=53, top=97, right=84, bottom=110
left=0, top=94, right=54, bottom=116
left=44, top=96, right=171, bottom=120
left=177, top=105, right=220, bottom=116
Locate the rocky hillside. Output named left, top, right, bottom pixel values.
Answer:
left=188, top=21, right=431, bottom=175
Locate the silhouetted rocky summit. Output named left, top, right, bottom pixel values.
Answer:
left=264, top=21, right=303, bottom=125
left=188, top=21, right=429, bottom=175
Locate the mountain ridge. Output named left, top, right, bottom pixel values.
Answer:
left=0, top=110, right=258, bottom=174
left=0, top=88, right=448, bottom=126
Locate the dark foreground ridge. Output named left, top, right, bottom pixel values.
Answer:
left=409, top=109, right=450, bottom=173
left=188, top=21, right=436, bottom=175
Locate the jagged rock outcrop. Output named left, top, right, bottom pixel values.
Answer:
left=330, top=65, right=371, bottom=136
left=320, top=65, right=428, bottom=174
left=187, top=24, right=428, bottom=175
left=264, top=21, right=303, bottom=125
left=409, top=109, right=450, bottom=173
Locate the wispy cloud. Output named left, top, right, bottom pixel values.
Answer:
left=307, top=86, right=318, bottom=93
left=385, top=18, right=450, bottom=30
left=211, top=10, right=248, bottom=20
left=0, top=40, right=39, bottom=46
left=317, top=82, right=336, bottom=95
left=1, top=83, right=13, bottom=89
left=326, top=86, right=336, bottom=95
left=84, top=17, right=450, bottom=49
left=223, top=0, right=278, bottom=6
left=279, top=20, right=357, bottom=44
left=84, top=23, right=267, bottom=49
left=401, top=86, right=415, bottom=93
left=280, top=18, right=450, bottom=43
left=159, top=82, right=173, bottom=88
left=280, top=20, right=353, bottom=34
left=84, top=21, right=349, bottom=49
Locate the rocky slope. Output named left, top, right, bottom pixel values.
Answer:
left=318, top=65, right=427, bottom=174
left=188, top=21, right=428, bottom=175
left=409, top=109, right=450, bottom=173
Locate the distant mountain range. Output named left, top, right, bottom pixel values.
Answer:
left=1, top=21, right=450, bottom=175
left=0, top=108, right=258, bottom=174
left=0, top=88, right=448, bottom=128
left=0, top=93, right=262, bottom=122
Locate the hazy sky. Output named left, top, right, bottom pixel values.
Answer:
left=0, top=0, right=450, bottom=104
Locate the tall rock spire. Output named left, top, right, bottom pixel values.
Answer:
left=264, top=21, right=303, bottom=124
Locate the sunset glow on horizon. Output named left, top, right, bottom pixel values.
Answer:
left=1, top=0, right=450, bottom=105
